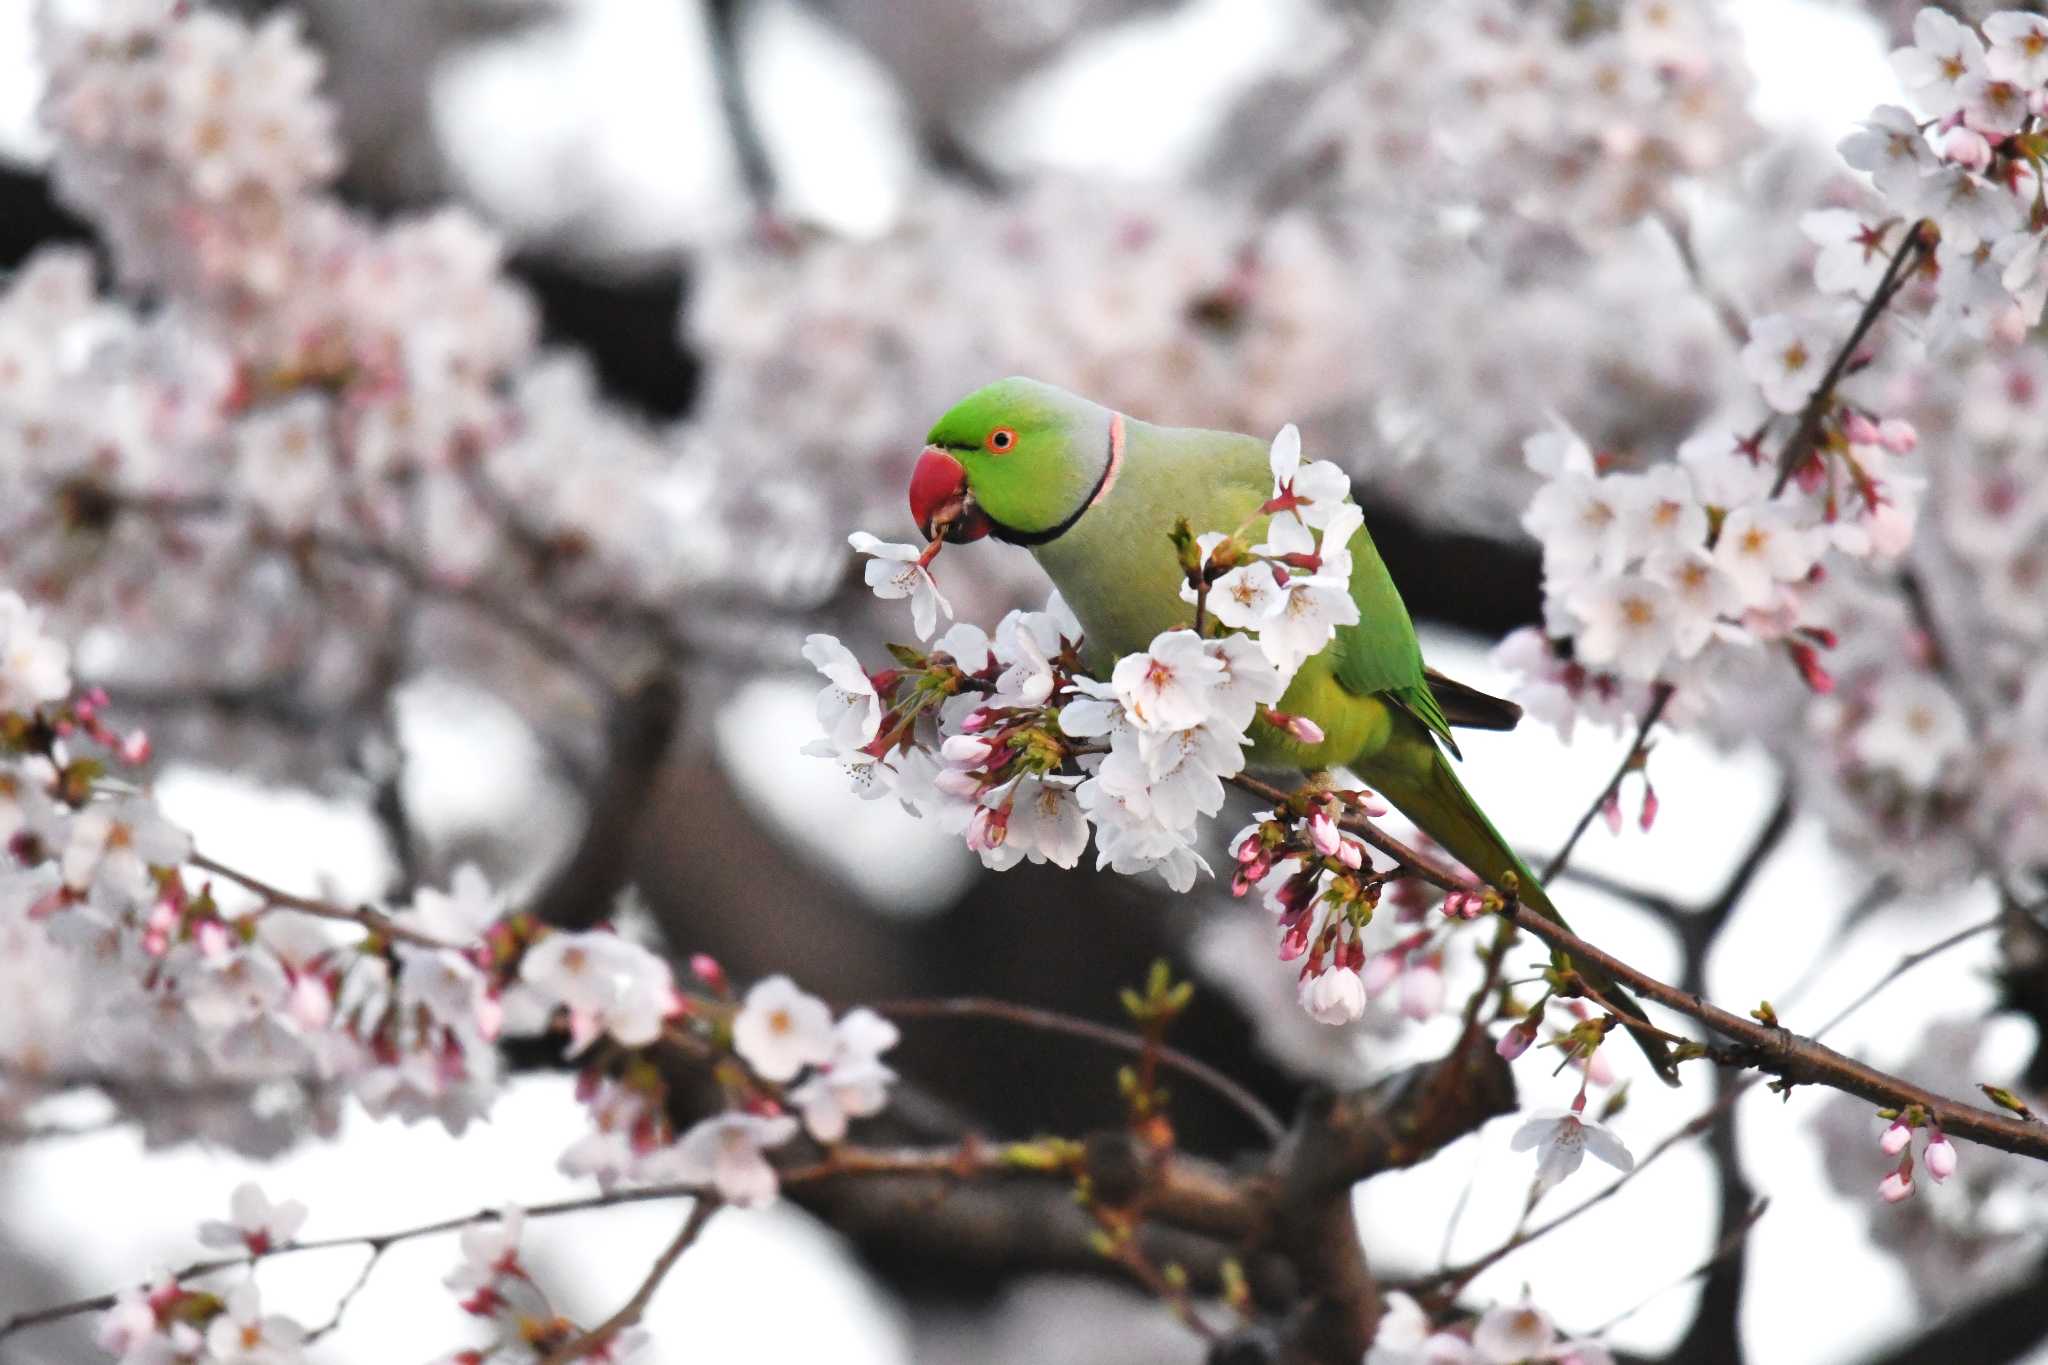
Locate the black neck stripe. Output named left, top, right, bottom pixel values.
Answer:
left=991, top=414, right=1121, bottom=547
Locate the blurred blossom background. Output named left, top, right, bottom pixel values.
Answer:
left=3, top=0, right=2048, bottom=1362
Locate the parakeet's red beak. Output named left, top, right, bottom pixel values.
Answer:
left=910, top=445, right=992, bottom=543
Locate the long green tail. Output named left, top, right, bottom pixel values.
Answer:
left=1359, top=734, right=1682, bottom=1087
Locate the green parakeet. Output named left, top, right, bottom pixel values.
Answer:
left=907, top=376, right=1679, bottom=1086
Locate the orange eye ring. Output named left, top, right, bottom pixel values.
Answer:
left=985, top=426, right=1018, bottom=454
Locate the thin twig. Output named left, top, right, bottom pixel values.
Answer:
left=303, top=1245, right=384, bottom=1343
left=539, top=1198, right=722, bottom=1365
left=1769, top=219, right=1934, bottom=497
left=1543, top=685, right=1672, bottom=885
left=1429, top=1084, right=1739, bottom=1297
left=0, top=1138, right=1256, bottom=1342
left=188, top=852, right=455, bottom=951
left=871, top=996, right=1285, bottom=1142
left=1655, top=205, right=1749, bottom=346
left=1813, top=913, right=2003, bottom=1041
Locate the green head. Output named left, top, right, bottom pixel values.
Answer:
left=909, top=378, right=1115, bottom=545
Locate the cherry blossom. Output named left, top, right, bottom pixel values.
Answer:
left=204, top=1281, right=308, bottom=1365
left=1471, top=1298, right=1557, bottom=1363
left=1365, top=1291, right=1478, bottom=1364
left=198, top=1183, right=308, bottom=1255
left=1297, top=965, right=1367, bottom=1026
left=517, top=930, right=682, bottom=1053
left=1264, top=422, right=1352, bottom=531
left=1891, top=9, right=1988, bottom=116
left=848, top=532, right=953, bottom=640
left=1110, top=631, right=1225, bottom=732
left=0, top=593, right=71, bottom=714
left=789, top=1007, right=901, bottom=1143
left=1511, top=1105, right=1636, bottom=1196
left=731, top=975, right=835, bottom=1083
left=1741, top=314, right=1834, bottom=414
left=802, top=634, right=883, bottom=750
left=666, top=1114, right=800, bottom=1209
left=1852, top=674, right=1972, bottom=789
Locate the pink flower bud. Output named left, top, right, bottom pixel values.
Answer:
left=1638, top=784, right=1659, bottom=832
left=1277, top=919, right=1311, bottom=961
left=940, top=733, right=994, bottom=767
left=118, top=729, right=153, bottom=765
left=1273, top=870, right=1319, bottom=918
left=1942, top=125, right=1993, bottom=170
left=1441, top=890, right=1485, bottom=920
left=1880, top=1118, right=1913, bottom=1156
left=1600, top=792, right=1622, bottom=835
left=1307, top=810, right=1341, bottom=857
left=1877, top=418, right=1918, bottom=453
left=960, top=708, right=995, bottom=733
left=1878, top=1161, right=1915, bottom=1204
left=1336, top=838, right=1364, bottom=871
left=689, top=953, right=730, bottom=996
left=1926, top=1130, right=1957, bottom=1182
left=1842, top=411, right=1881, bottom=445
left=1789, top=642, right=1835, bottom=695
left=1497, top=1018, right=1539, bottom=1061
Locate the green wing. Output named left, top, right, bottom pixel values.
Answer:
left=1330, top=517, right=1462, bottom=758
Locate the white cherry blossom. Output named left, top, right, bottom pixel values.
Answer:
left=1838, top=106, right=1935, bottom=204
left=1713, top=505, right=1823, bottom=608
left=1985, top=11, right=2048, bottom=87
left=1855, top=673, right=1971, bottom=788
left=847, top=532, right=952, bottom=640
left=204, top=1281, right=307, bottom=1365
left=802, top=634, right=881, bottom=750
left=1566, top=575, right=1679, bottom=681
left=667, top=1113, right=799, bottom=1208
left=1297, top=966, right=1367, bottom=1026
left=1741, top=313, right=1831, bottom=413
left=0, top=593, right=71, bottom=713
left=1891, top=8, right=1988, bottom=116
left=731, top=974, right=835, bottom=1082
left=198, top=1183, right=308, bottom=1254
left=1110, top=630, right=1223, bottom=732
left=1511, top=1107, right=1635, bottom=1195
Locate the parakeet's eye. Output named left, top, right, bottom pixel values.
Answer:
left=986, top=427, right=1018, bottom=454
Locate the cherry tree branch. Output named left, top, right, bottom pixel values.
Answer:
left=1230, top=772, right=2048, bottom=1161
left=187, top=851, right=456, bottom=951
left=1509, top=904, right=2048, bottom=1158
left=1769, top=217, right=1934, bottom=497
left=538, top=1197, right=723, bottom=1365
